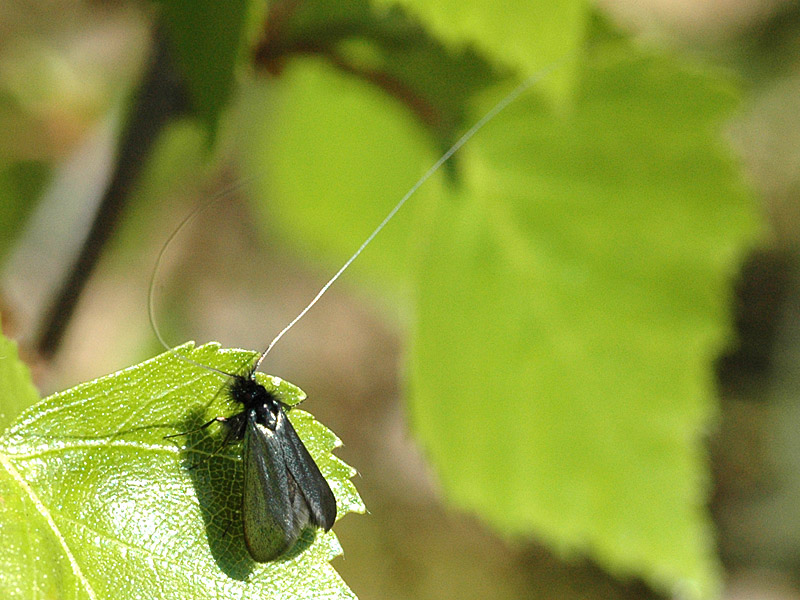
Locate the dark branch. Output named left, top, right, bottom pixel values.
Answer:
left=36, top=29, right=189, bottom=358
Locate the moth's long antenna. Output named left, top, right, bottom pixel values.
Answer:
left=149, top=178, right=253, bottom=377
left=253, top=59, right=566, bottom=372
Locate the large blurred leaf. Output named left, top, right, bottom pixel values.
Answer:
left=253, top=0, right=501, bottom=143
left=155, top=0, right=255, bottom=139
left=241, top=0, right=512, bottom=296
left=0, top=161, right=49, bottom=265
left=241, top=57, right=444, bottom=297
left=377, top=0, right=589, bottom=99
left=0, top=343, right=363, bottom=600
left=409, top=41, right=761, bottom=599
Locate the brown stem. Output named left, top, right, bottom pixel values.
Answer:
left=36, top=29, right=189, bottom=358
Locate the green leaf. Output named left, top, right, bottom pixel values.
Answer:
left=238, top=1, right=513, bottom=298
left=240, top=57, right=445, bottom=296
left=0, top=343, right=364, bottom=600
left=0, top=319, right=40, bottom=433
left=376, top=0, right=590, bottom=100
left=155, top=0, right=255, bottom=140
left=251, top=0, right=501, bottom=142
left=409, top=42, right=761, bottom=599
left=0, top=161, right=49, bottom=265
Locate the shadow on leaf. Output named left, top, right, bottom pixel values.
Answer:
left=174, top=408, right=256, bottom=580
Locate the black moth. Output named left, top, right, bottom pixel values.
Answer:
left=181, top=369, right=337, bottom=562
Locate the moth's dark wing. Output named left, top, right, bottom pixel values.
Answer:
left=242, top=415, right=308, bottom=562
left=280, top=409, right=337, bottom=531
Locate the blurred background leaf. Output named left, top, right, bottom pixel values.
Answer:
left=0, top=162, right=49, bottom=264
left=410, top=38, right=759, bottom=599
left=376, top=0, right=588, bottom=100
left=154, top=0, right=259, bottom=141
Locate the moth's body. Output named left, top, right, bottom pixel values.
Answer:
left=223, top=373, right=337, bottom=562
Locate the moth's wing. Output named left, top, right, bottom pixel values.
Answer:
left=279, top=409, right=338, bottom=531
left=242, top=415, right=306, bottom=562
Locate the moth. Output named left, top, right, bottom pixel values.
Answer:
left=156, top=61, right=557, bottom=562
left=223, top=371, right=336, bottom=561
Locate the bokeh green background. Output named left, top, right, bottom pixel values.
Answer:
left=2, top=1, right=800, bottom=599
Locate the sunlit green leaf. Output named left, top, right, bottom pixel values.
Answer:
left=0, top=343, right=363, bottom=600
left=0, top=317, right=40, bottom=434
left=240, top=57, right=444, bottom=298
left=376, top=0, right=589, bottom=99
left=409, top=41, right=761, bottom=599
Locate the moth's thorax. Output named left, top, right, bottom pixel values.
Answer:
left=230, top=374, right=282, bottom=430
left=251, top=400, right=281, bottom=430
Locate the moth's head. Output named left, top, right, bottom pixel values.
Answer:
left=228, top=373, right=271, bottom=408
